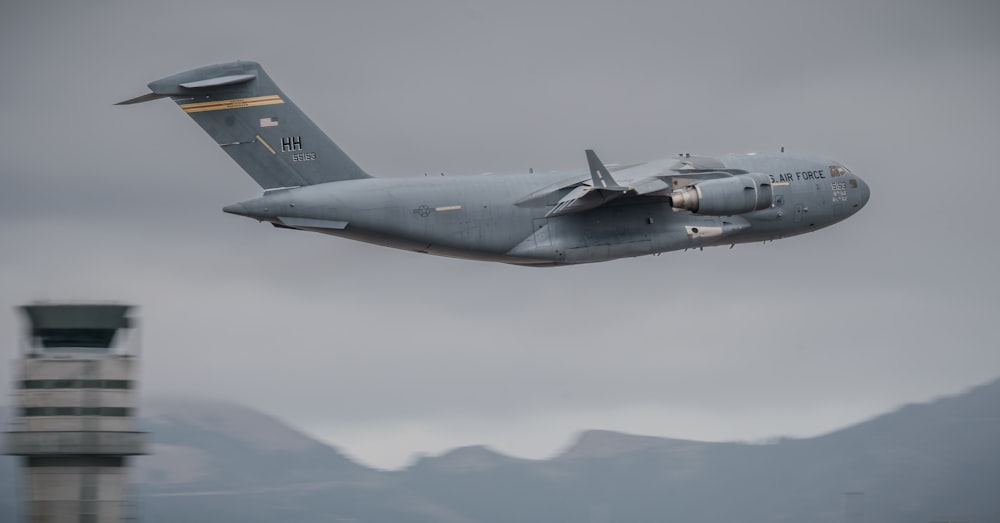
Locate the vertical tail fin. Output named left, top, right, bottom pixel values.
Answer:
left=117, top=61, right=370, bottom=188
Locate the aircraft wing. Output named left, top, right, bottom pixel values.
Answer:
left=521, top=151, right=741, bottom=218
left=543, top=150, right=694, bottom=217
left=543, top=150, right=633, bottom=217
left=546, top=184, right=627, bottom=217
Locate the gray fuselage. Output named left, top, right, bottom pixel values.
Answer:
left=119, top=60, right=869, bottom=265
left=226, top=152, right=870, bottom=266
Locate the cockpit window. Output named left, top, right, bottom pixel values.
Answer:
left=829, top=165, right=851, bottom=177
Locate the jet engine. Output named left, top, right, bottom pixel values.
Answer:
left=669, top=173, right=774, bottom=215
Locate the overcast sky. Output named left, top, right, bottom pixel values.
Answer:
left=2, top=0, right=999, bottom=469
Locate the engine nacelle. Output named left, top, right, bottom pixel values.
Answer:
left=670, top=173, right=774, bottom=215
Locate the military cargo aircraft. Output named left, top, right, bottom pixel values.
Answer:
left=119, top=61, right=869, bottom=266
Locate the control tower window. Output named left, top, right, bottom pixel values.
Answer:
left=20, top=379, right=133, bottom=390
left=33, top=328, right=117, bottom=349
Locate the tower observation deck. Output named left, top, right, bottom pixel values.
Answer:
left=3, top=304, right=146, bottom=523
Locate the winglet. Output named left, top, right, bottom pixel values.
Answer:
left=585, top=149, right=625, bottom=189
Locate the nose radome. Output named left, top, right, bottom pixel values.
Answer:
left=222, top=202, right=249, bottom=217
left=855, top=176, right=871, bottom=209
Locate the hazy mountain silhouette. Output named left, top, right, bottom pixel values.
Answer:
left=2, top=379, right=999, bottom=522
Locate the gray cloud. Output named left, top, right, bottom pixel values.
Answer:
left=1, top=0, right=998, bottom=468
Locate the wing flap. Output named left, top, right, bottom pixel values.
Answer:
left=546, top=186, right=605, bottom=217
left=515, top=177, right=588, bottom=208
left=543, top=150, right=632, bottom=217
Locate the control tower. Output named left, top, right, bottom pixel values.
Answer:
left=3, top=304, right=146, bottom=523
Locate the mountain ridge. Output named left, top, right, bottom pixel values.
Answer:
left=1, top=377, right=998, bottom=522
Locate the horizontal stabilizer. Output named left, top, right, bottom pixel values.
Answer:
left=179, top=73, right=256, bottom=89
left=117, top=72, right=257, bottom=105
left=114, top=92, right=168, bottom=105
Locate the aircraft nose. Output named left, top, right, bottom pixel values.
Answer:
left=222, top=202, right=249, bottom=217
left=854, top=175, right=871, bottom=209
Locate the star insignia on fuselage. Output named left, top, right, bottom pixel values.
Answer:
left=413, top=204, right=433, bottom=217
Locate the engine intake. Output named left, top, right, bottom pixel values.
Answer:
left=670, top=173, right=774, bottom=215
